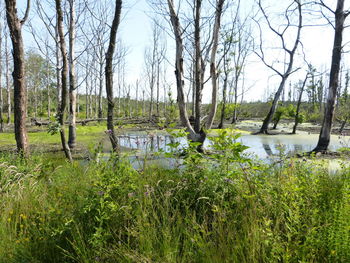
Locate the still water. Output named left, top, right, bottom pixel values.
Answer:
left=117, top=132, right=350, bottom=159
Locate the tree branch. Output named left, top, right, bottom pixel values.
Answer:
left=21, top=0, right=31, bottom=25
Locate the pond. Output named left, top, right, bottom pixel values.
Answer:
left=95, top=131, right=349, bottom=171
left=116, top=132, right=350, bottom=159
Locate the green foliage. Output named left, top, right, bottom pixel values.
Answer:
left=25, top=50, right=57, bottom=117
left=219, top=103, right=239, bottom=121
left=47, top=116, right=61, bottom=135
left=273, top=104, right=297, bottom=123
left=307, top=111, right=323, bottom=123
left=208, top=129, right=250, bottom=173
left=165, top=89, right=178, bottom=125
left=0, top=140, right=350, bottom=262
left=338, top=147, right=350, bottom=156
left=296, top=112, right=305, bottom=124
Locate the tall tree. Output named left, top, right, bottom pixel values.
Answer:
left=206, top=0, right=225, bottom=128
left=255, top=0, right=302, bottom=134
left=166, top=0, right=226, bottom=150
left=55, top=0, right=72, bottom=161
left=31, top=0, right=61, bottom=115
left=292, top=72, right=309, bottom=134
left=68, top=0, right=77, bottom=149
left=5, top=27, right=11, bottom=125
left=217, top=9, right=253, bottom=128
left=5, top=0, right=31, bottom=156
left=84, top=1, right=111, bottom=120
left=44, top=40, right=52, bottom=119
left=144, top=20, right=166, bottom=119
left=338, top=70, right=349, bottom=133
left=313, top=0, right=349, bottom=152
left=0, top=12, right=3, bottom=133
left=105, top=0, right=122, bottom=152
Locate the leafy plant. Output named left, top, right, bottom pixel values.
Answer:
left=47, top=115, right=61, bottom=135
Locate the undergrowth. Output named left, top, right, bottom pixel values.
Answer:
left=0, top=131, right=349, bottom=262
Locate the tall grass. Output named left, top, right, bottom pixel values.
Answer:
left=0, top=137, right=349, bottom=262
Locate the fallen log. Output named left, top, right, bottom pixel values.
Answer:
left=31, top=118, right=49, bottom=126
left=30, top=117, right=163, bottom=127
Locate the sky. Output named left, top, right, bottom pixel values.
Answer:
left=16, top=0, right=350, bottom=103
left=117, top=0, right=346, bottom=102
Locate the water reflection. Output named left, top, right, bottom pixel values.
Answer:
left=117, top=133, right=347, bottom=159
left=262, top=144, right=273, bottom=156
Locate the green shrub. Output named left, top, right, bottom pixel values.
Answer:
left=0, top=142, right=350, bottom=262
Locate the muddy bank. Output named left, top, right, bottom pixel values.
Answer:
left=231, top=119, right=350, bottom=135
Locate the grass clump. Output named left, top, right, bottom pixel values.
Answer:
left=0, top=134, right=350, bottom=262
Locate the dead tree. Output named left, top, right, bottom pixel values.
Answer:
left=5, top=0, right=31, bottom=156
left=255, top=0, right=302, bottom=134
left=231, top=21, right=252, bottom=124
left=5, top=28, right=11, bottom=125
left=67, top=0, right=77, bottom=148
left=144, top=21, right=166, bottom=120
left=32, top=0, right=62, bottom=114
left=292, top=72, right=309, bottom=134
left=105, top=0, right=122, bottom=152
left=217, top=6, right=252, bottom=128
left=55, top=0, right=72, bottom=161
left=44, top=40, right=51, bottom=119
left=83, top=1, right=111, bottom=120
left=166, top=0, right=226, bottom=150
left=0, top=13, right=3, bottom=132
left=206, top=0, right=225, bottom=128
left=313, top=0, right=349, bottom=152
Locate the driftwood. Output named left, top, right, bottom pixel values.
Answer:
left=31, top=118, right=49, bottom=126
left=78, top=118, right=107, bottom=125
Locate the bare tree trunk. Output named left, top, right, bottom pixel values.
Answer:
left=167, top=0, right=202, bottom=145
left=5, top=33, right=11, bottom=125
left=5, top=0, right=30, bottom=156
left=149, top=62, right=154, bottom=121
left=260, top=78, right=288, bottom=133
left=163, top=71, right=167, bottom=117
left=39, top=81, right=43, bottom=115
left=68, top=0, right=77, bottom=149
left=142, top=89, right=145, bottom=116
left=127, top=87, right=131, bottom=117
left=98, top=50, right=104, bottom=119
left=117, top=60, right=121, bottom=117
left=0, top=18, right=3, bottom=132
left=46, top=52, right=51, bottom=119
left=190, top=63, right=195, bottom=116
left=55, top=0, right=72, bottom=161
left=194, top=0, right=203, bottom=133
left=292, top=73, right=308, bottom=134
left=55, top=24, right=61, bottom=113
left=191, top=77, right=195, bottom=116
left=339, top=117, right=347, bottom=134
left=232, top=73, right=240, bottom=123
left=117, top=84, right=121, bottom=116
left=218, top=72, right=228, bottom=129
left=89, top=69, right=93, bottom=117
left=34, top=78, right=37, bottom=118
left=156, top=63, right=160, bottom=116
left=206, top=0, right=224, bottom=129
left=313, top=0, right=346, bottom=152
left=135, top=79, right=139, bottom=116
left=105, top=0, right=122, bottom=152
left=49, top=86, right=55, bottom=119
left=257, top=0, right=302, bottom=134
left=94, top=74, right=98, bottom=118
left=76, top=89, right=79, bottom=115
left=166, top=0, right=226, bottom=151
left=85, top=63, right=89, bottom=118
